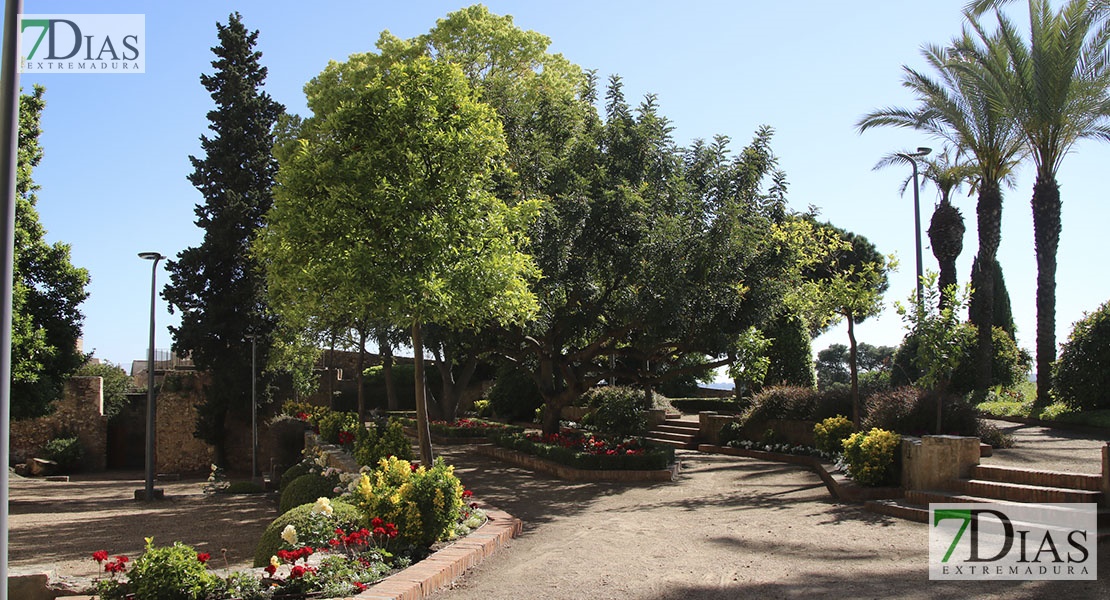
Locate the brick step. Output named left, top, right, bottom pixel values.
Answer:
left=946, top=479, right=1102, bottom=505
left=971, top=465, right=1101, bottom=492
left=644, top=436, right=698, bottom=450
left=653, top=423, right=699, bottom=435
left=644, top=430, right=697, bottom=443
left=907, top=490, right=1109, bottom=519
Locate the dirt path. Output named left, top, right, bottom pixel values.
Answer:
left=431, top=447, right=1108, bottom=600
left=7, top=473, right=274, bottom=588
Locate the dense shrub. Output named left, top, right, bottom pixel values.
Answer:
left=279, top=462, right=310, bottom=492
left=1053, top=300, right=1110, bottom=411
left=75, top=361, right=132, bottom=419
left=318, top=411, right=360, bottom=445
left=43, top=435, right=83, bottom=472
left=487, top=363, right=544, bottom=421
left=472, top=399, right=492, bottom=417
left=253, top=500, right=363, bottom=567
left=581, top=386, right=650, bottom=436
left=842, top=428, right=901, bottom=487
left=489, top=430, right=674, bottom=471
left=862, top=387, right=978, bottom=436
left=354, top=418, right=413, bottom=466
left=126, top=539, right=218, bottom=600
left=813, top=415, right=854, bottom=455
left=741, top=386, right=822, bottom=428
left=892, top=327, right=1030, bottom=392
left=363, top=364, right=443, bottom=411
left=350, top=456, right=463, bottom=547
left=279, top=472, right=341, bottom=515
left=763, top=312, right=816, bottom=388
left=718, top=421, right=744, bottom=446
left=976, top=421, right=1015, bottom=449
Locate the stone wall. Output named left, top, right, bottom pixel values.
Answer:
left=9, top=377, right=108, bottom=471
left=901, top=435, right=980, bottom=491
left=153, top=372, right=214, bottom=474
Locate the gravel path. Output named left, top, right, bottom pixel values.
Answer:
left=980, top=419, right=1110, bottom=474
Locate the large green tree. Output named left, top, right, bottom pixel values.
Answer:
left=859, top=34, right=1025, bottom=392
left=11, top=86, right=90, bottom=419
left=259, top=56, right=540, bottom=464
left=964, top=0, right=1110, bottom=408
left=162, top=13, right=284, bottom=464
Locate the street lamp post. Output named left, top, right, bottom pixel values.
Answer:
left=896, top=147, right=932, bottom=305
left=246, top=333, right=258, bottom=483
left=138, top=251, right=165, bottom=501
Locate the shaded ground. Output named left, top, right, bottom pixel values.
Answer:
left=7, top=472, right=273, bottom=587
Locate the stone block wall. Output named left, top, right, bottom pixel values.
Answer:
left=153, top=373, right=215, bottom=475
left=9, top=377, right=108, bottom=471
left=901, top=435, right=980, bottom=491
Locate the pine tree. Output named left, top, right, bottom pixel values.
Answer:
left=162, top=13, right=283, bottom=464
left=11, top=85, right=91, bottom=419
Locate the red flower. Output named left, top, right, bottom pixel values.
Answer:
left=337, top=430, right=355, bottom=445
left=264, top=564, right=277, bottom=576
left=373, top=526, right=386, bottom=537
left=196, top=552, right=210, bottom=564
left=462, top=489, right=473, bottom=498
left=289, top=564, right=316, bottom=579
left=470, top=502, right=479, bottom=509
left=295, top=412, right=309, bottom=421
left=371, top=517, right=383, bottom=528
left=354, top=581, right=367, bottom=591
left=114, top=555, right=129, bottom=564
left=92, top=550, right=109, bottom=563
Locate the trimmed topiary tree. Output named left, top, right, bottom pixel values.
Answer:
left=1053, top=300, right=1110, bottom=411
left=278, top=472, right=341, bottom=515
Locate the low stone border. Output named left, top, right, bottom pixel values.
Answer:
left=474, top=445, right=676, bottom=482
left=697, top=444, right=902, bottom=503
left=355, top=503, right=522, bottom=600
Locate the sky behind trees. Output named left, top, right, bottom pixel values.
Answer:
left=20, top=0, right=1110, bottom=373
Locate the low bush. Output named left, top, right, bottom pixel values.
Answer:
left=279, top=462, right=311, bottom=492
left=279, top=472, right=341, bottom=515
left=126, top=539, right=218, bottom=600
left=422, top=418, right=524, bottom=438
left=472, top=399, right=493, bottom=417
left=862, top=387, right=978, bottom=437
left=487, top=363, right=544, bottom=422
left=581, top=386, right=650, bottom=436
left=741, top=386, right=821, bottom=428
left=349, top=456, right=463, bottom=547
left=1053, top=299, right=1110, bottom=411
left=354, top=418, right=413, bottom=467
left=842, top=428, right=901, bottom=487
left=976, top=421, right=1014, bottom=449
left=318, top=411, right=360, bottom=445
left=669, top=398, right=743, bottom=414
left=489, top=429, right=674, bottom=471
left=718, top=421, right=744, bottom=446
left=43, top=435, right=82, bottom=472
left=813, top=415, right=854, bottom=455
left=253, top=499, right=363, bottom=567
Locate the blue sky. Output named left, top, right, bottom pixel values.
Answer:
left=18, top=1, right=1110, bottom=375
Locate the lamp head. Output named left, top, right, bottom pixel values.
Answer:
left=138, top=251, right=164, bottom=261
left=915, top=147, right=932, bottom=157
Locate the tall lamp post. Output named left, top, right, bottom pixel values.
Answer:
left=138, top=251, right=165, bottom=501
left=246, top=333, right=258, bottom=483
left=896, top=147, right=932, bottom=305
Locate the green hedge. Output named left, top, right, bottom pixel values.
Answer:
left=398, top=417, right=524, bottom=438
left=489, top=431, right=674, bottom=471
left=668, top=398, right=743, bottom=414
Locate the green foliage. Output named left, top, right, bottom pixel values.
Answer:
left=489, top=430, right=675, bottom=471
left=764, top=311, right=816, bottom=387
left=472, top=399, right=492, bottom=417
left=895, top=275, right=970, bottom=391
left=813, top=415, right=855, bottom=455
left=127, top=539, right=218, bottom=600
left=488, top=363, right=544, bottom=421
left=668, top=398, right=743, bottom=414
left=351, top=456, right=463, bottom=547
left=862, top=387, right=978, bottom=436
left=581, top=386, right=650, bottom=436
left=974, top=388, right=1033, bottom=418
left=1053, top=299, right=1110, bottom=411
left=278, top=472, right=341, bottom=515
left=968, top=257, right=1016, bottom=338
left=354, top=419, right=413, bottom=467
left=278, top=462, right=310, bottom=491
left=317, top=411, right=359, bottom=445
left=893, top=325, right=1030, bottom=393
left=43, top=436, right=82, bottom=472
left=75, top=362, right=131, bottom=419
left=741, top=386, right=823, bottom=428
left=220, top=480, right=264, bottom=494
left=729, top=326, right=772, bottom=396
left=281, top=400, right=328, bottom=423
left=361, top=363, right=444, bottom=411
left=163, top=14, right=282, bottom=463
left=253, top=500, right=363, bottom=567
left=842, top=428, right=901, bottom=487
left=718, top=421, right=745, bottom=446
left=976, top=421, right=1015, bottom=449
left=816, top=343, right=895, bottom=391
left=12, top=86, right=90, bottom=420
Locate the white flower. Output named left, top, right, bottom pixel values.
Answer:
left=270, top=555, right=280, bottom=568
left=311, top=497, right=333, bottom=517
left=280, top=524, right=298, bottom=546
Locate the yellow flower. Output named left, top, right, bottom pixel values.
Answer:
left=280, top=524, right=297, bottom=546
left=270, top=555, right=280, bottom=568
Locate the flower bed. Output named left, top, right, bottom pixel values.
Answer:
left=400, top=417, right=524, bottom=438
left=489, top=428, right=674, bottom=471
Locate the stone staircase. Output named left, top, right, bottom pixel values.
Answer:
left=866, top=464, right=1108, bottom=534
left=645, top=416, right=700, bottom=450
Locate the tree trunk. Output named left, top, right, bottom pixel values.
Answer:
left=411, top=321, right=434, bottom=465
left=970, top=180, right=1002, bottom=391
left=847, top=312, right=860, bottom=430
left=377, top=331, right=398, bottom=411
left=435, top=351, right=478, bottom=424
left=1032, top=176, right=1061, bottom=412
left=356, top=329, right=367, bottom=424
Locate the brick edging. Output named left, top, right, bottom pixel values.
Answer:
left=354, top=506, right=522, bottom=600
left=696, top=444, right=902, bottom=502
left=473, top=444, right=675, bottom=482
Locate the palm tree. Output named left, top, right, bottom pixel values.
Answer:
left=875, top=148, right=975, bottom=308
left=858, top=39, right=1025, bottom=391
left=962, top=0, right=1110, bottom=408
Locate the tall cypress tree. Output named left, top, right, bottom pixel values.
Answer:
left=11, top=86, right=91, bottom=418
left=163, top=13, right=283, bottom=464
